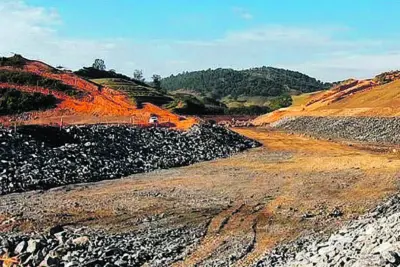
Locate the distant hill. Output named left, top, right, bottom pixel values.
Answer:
left=161, top=67, right=332, bottom=98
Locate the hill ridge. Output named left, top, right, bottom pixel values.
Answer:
left=161, top=66, right=332, bottom=98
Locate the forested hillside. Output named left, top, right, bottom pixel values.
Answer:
left=161, top=67, right=332, bottom=98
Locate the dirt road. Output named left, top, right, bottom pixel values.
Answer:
left=1, top=128, right=399, bottom=266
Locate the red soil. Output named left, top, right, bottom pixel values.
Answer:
left=0, top=59, right=198, bottom=130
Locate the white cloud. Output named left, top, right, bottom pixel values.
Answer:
left=290, top=52, right=400, bottom=81
left=232, top=7, right=253, bottom=20
left=1, top=0, right=400, bottom=82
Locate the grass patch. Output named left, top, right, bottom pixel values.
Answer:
left=292, top=92, right=320, bottom=107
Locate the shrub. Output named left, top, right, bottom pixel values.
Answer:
left=0, top=55, right=26, bottom=68
left=269, top=94, right=293, bottom=110
left=0, top=88, right=57, bottom=115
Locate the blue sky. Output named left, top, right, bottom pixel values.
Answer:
left=1, top=0, right=400, bottom=81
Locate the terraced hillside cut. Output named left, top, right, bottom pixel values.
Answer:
left=92, top=78, right=173, bottom=106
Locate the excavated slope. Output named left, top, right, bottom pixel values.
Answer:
left=253, top=73, right=400, bottom=126
left=0, top=58, right=197, bottom=129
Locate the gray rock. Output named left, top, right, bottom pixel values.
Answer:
left=0, top=124, right=260, bottom=195
left=13, top=240, right=27, bottom=254
left=26, top=239, right=39, bottom=253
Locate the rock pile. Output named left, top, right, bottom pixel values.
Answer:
left=255, top=195, right=400, bottom=267
left=218, top=119, right=254, bottom=128
left=272, top=116, right=400, bottom=145
left=0, top=223, right=206, bottom=266
left=0, top=124, right=260, bottom=195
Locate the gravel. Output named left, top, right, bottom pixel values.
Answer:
left=0, top=223, right=207, bottom=266
left=255, top=195, right=400, bottom=267
left=256, top=116, right=400, bottom=266
left=0, top=123, right=260, bottom=195
left=272, top=116, right=400, bottom=145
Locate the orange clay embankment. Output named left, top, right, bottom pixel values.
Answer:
left=253, top=72, right=400, bottom=126
left=0, top=59, right=197, bottom=130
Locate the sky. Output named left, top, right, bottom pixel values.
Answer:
left=1, top=0, right=400, bottom=81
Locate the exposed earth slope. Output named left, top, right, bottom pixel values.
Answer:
left=0, top=55, right=196, bottom=129
left=253, top=71, right=400, bottom=125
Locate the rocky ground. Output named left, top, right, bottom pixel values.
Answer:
left=1, top=223, right=207, bottom=267
left=0, top=127, right=399, bottom=266
left=255, top=194, right=400, bottom=267
left=0, top=123, right=260, bottom=195
left=272, top=116, right=400, bottom=145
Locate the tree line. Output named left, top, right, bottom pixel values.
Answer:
left=161, top=67, right=332, bottom=98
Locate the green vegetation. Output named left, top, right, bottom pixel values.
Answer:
left=0, top=70, right=85, bottom=98
left=0, top=54, right=27, bottom=68
left=0, top=88, right=57, bottom=115
left=92, top=59, right=106, bottom=71
left=269, top=94, right=293, bottom=110
left=160, top=67, right=327, bottom=115
left=221, top=94, right=293, bottom=114
left=161, top=67, right=331, bottom=98
left=165, top=93, right=226, bottom=115
left=133, top=69, right=145, bottom=82
left=151, top=74, right=162, bottom=90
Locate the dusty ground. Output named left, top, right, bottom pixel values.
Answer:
left=1, top=128, right=399, bottom=266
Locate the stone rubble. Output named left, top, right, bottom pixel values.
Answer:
left=271, top=116, right=400, bottom=145
left=0, top=223, right=206, bottom=267
left=0, top=123, right=260, bottom=195
left=255, top=195, right=400, bottom=267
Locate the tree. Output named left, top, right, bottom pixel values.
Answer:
left=92, top=59, right=106, bottom=71
left=152, top=74, right=162, bottom=89
left=133, top=69, right=145, bottom=82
